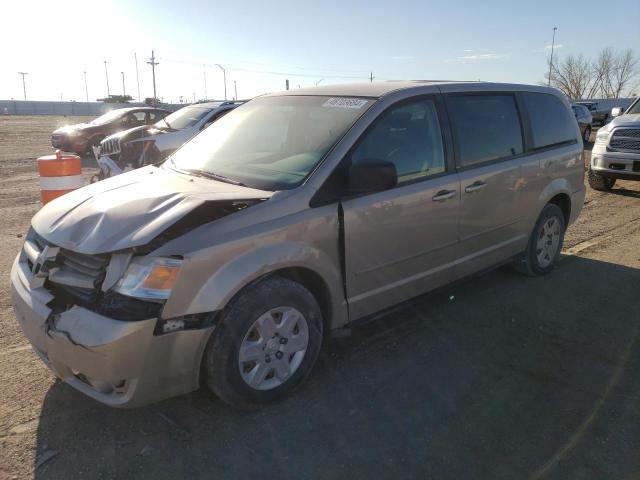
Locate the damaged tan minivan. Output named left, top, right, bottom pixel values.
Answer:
left=11, top=81, right=585, bottom=408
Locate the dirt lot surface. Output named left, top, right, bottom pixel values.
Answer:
left=1, top=116, right=640, bottom=479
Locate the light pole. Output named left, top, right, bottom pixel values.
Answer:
left=548, top=27, right=558, bottom=87
left=134, top=53, right=141, bottom=102
left=316, top=78, right=324, bottom=86
left=234, top=80, right=237, bottom=100
left=18, top=72, right=28, bottom=100
left=104, top=60, right=110, bottom=96
left=121, top=71, right=126, bottom=96
left=203, top=64, right=207, bottom=100
left=215, top=64, right=227, bottom=100
left=83, top=71, right=88, bottom=102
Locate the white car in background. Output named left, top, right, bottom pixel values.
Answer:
left=95, top=101, right=243, bottom=180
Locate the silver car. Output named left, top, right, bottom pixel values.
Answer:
left=10, top=81, right=585, bottom=408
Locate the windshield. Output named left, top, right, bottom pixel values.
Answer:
left=168, top=96, right=373, bottom=191
left=89, top=109, right=127, bottom=125
left=156, top=105, right=215, bottom=130
left=627, top=98, right=640, bottom=114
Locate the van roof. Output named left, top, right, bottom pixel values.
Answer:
left=269, top=80, right=561, bottom=99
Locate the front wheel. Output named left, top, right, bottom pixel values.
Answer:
left=513, top=203, right=566, bottom=276
left=203, top=276, right=323, bottom=409
left=588, top=168, right=616, bottom=191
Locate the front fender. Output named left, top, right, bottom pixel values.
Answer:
left=162, top=242, right=347, bottom=328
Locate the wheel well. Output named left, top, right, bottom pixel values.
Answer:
left=273, top=267, right=333, bottom=334
left=548, top=193, right=571, bottom=225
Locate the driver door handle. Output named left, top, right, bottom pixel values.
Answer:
left=432, top=189, right=456, bottom=202
left=464, top=181, right=487, bottom=193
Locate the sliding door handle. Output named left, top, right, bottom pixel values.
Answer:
left=432, top=189, right=456, bottom=202
left=464, top=181, right=487, bottom=193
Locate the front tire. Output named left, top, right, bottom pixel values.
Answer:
left=203, top=276, right=323, bottom=409
left=588, top=168, right=616, bottom=191
left=513, top=203, right=566, bottom=276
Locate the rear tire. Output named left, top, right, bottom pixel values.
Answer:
left=203, top=276, right=323, bottom=409
left=513, top=203, right=566, bottom=276
left=588, top=168, right=615, bottom=191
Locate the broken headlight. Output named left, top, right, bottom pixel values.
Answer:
left=114, top=257, right=182, bottom=300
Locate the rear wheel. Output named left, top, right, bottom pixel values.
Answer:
left=588, top=168, right=616, bottom=191
left=203, top=276, right=323, bottom=409
left=513, top=203, right=566, bottom=276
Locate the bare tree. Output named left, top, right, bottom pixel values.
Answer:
left=609, top=49, right=638, bottom=98
left=545, top=54, right=594, bottom=100
left=545, top=48, right=638, bottom=99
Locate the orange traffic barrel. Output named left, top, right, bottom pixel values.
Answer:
left=37, top=150, right=83, bottom=204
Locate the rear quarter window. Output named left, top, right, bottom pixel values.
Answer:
left=523, top=93, right=577, bottom=149
left=448, top=94, right=524, bottom=167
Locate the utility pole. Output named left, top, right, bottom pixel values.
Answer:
left=215, top=64, right=227, bottom=100
left=234, top=80, right=237, bottom=100
left=548, top=27, right=558, bottom=87
left=134, top=53, right=141, bottom=102
left=18, top=72, right=28, bottom=100
left=83, top=71, right=88, bottom=102
left=104, top=61, right=110, bottom=96
left=203, top=64, right=207, bottom=100
left=286, top=79, right=290, bottom=91
left=370, top=72, right=374, bottom=83
left=147, top=50, right=159, bottom=105
left=121, top=71, right=126, bottom=96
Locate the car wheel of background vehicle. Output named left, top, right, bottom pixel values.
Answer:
left=203, top=276, right=323, bottom=409
left=583, top=126, right=591, bottom=143
left=588, top=168, right=616, bottom=191
left=513, top=203, right=566, bottom=276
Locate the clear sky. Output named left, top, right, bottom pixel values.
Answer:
left=1, top=0, right=638, bottom=102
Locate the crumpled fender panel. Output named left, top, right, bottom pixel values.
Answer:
left=31, top=166, right=271, bottom=255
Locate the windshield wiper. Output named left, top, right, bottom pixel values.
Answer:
left=183, top=168, right=246, bottom=186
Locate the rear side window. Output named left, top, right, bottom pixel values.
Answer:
left=523, top=93, right=577, bottom=149
left=448, top=94, right=523, bottom=167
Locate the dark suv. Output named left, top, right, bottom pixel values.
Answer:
left=51, top=107, right=170, bottom=156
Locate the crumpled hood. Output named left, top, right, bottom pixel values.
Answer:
left=607, top=114, right=640, bottom=129
left=31, top=166, right=272, bottom=254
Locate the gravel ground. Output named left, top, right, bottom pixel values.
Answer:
left=1, top=116, right=639, bottom=479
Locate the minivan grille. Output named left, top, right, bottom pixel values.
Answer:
left=26, top=232, right=109, bottom=306
left=610, top=129, right=640, bottom=153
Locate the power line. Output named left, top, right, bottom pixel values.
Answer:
left=17, top=72, right=28, bottom=100
left=147, top=50, right=159, bottom=105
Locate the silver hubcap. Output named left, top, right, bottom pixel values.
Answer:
left=238, top=307, right=309, bottom=391
left=536, top=217, right=561, bottom=268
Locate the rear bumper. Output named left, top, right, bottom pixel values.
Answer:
left=569, top=186, right=586, bottom=226
left=10, top=254, right=213, bottom=408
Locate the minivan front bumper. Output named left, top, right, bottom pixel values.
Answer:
left=10, top=254, right=213, bottom=408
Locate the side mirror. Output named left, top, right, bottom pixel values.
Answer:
left=611, top=107, right=624, bottom=118
left=347, top=159, right=397, bottom=195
